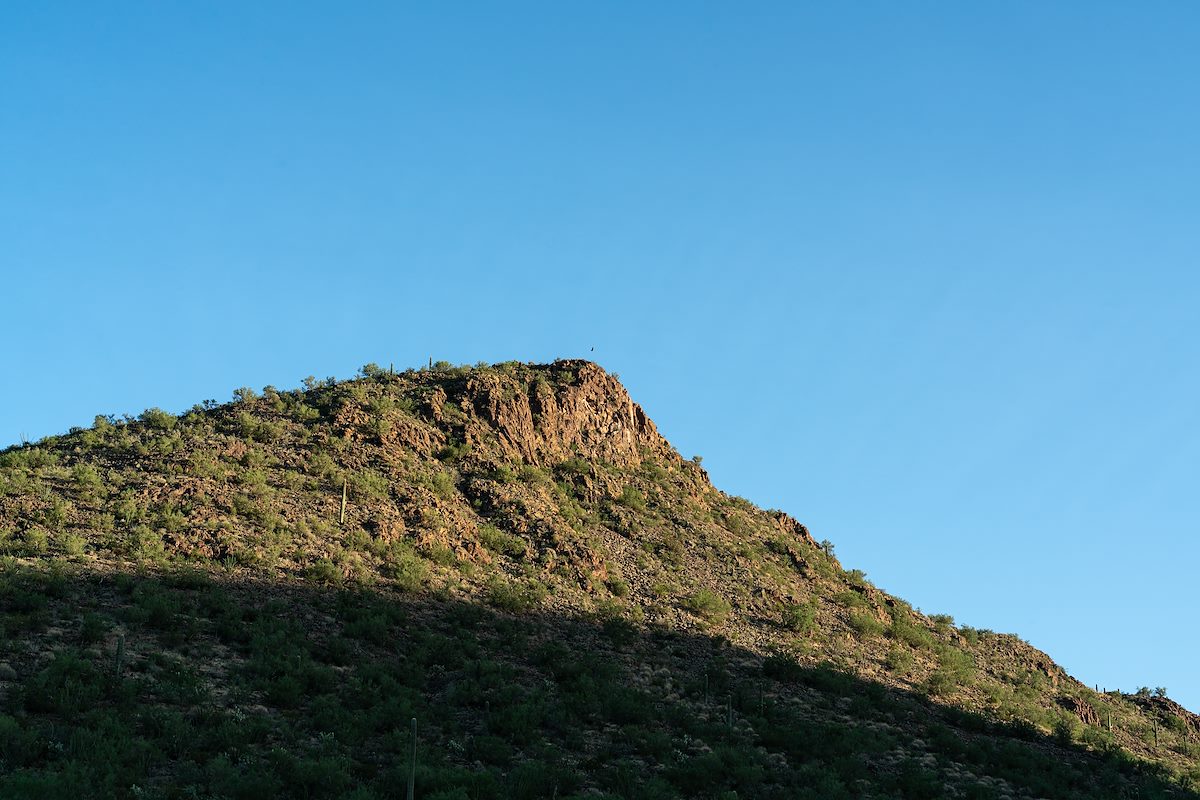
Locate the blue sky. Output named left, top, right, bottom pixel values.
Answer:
left=3, top=3, right=1198, bottom=710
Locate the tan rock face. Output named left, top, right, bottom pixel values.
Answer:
left=1062, top=696, right=1102, bottom=727
left=464, top=361, right=678, bottom=469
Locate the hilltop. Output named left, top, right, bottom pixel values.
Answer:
left=0, top=359, right=1197, bottom=799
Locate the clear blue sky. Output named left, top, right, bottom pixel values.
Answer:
left=3, top=3, right=1198, bottom=710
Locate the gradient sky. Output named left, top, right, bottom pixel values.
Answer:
left=3, top=4, right=1198, bottom=710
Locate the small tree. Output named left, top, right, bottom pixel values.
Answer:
left=359, top=363, right=386, bottom=379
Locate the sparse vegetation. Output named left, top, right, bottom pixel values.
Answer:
left=0, top=359, right=1194, bottom=799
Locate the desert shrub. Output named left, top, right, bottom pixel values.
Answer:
left=478, top=524, right=525, bottom=559
left=488, top=464, right=517, bottom=483
left=430, top=471, right=456, bottom=499
left=42, top=498, right=71, bottom=528
left=618, top=486, right=646, bottom=512
left=924, top=647, right=975, bottom=696
left=834, top=590, right=869, bottom=609
left=19, top=528, right=50, bottom=555
left=723, top=512, right=750, bottom=537
left=382, top=546, right=428, bottom=591
left=605, top=576, right=630, bottom=597
left=22, top=651, right=104, bottom=715
left=937, top=646, right=975, bottom=682
left=486, top=577, right=548, bottom=613
left=359, top=363, right=389, bottom=380
left=79, top=612, right=108, bottom=645
left=349, top=469, right=391, bottom=501
left=114, top=492, right=144, bottom=524
left=849, top=610, right=885, bottom=638
left=924, top=669, right=959, bottom=697
left=885, top=647, right=914, bottom=675
left=518, top=464, right=549, bottom=485
left=56, top=530, right=87, bottom=557
left=781, top=601, right=817, bottom=634
left=71, top=463, right=104, bottom=494
left=419, top=541, right=457, bottom=566
left=557, top=457, right=590, bottom=477
left=890, top=618, right=934, bottom=649
left=438, top=440, right=471, bottom=463
left=1053, top=717, right=1077, bottom=745
left=844, top=568, right=869, bottom=587
left=236, top=411, right=283, bottom=442
left=684, top=590, right=730, bottom=626
left=654, top=535, right=686, bottom=567
left=307, top=559, right=342, bottom=583
left=154, top=504, right=187, bottom=534
left=139, top=407, right=177, bottom=430
left=306, top=451, right=339, bottom=480
left=0, top=447, right=58, bottom=470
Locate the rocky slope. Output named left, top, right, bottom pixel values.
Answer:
left=0, top=359, right=1197, bottom=799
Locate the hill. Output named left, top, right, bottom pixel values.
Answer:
left=1, top=359, right=1197, bottom=799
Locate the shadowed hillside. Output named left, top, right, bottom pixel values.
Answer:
left=1, top=359, right=1197, bottom=798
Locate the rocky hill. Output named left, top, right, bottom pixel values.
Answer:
left=1, top=359, right=1197, bottom=799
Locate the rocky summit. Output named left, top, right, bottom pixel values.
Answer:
left=0, top=360, right=1197, bottom=799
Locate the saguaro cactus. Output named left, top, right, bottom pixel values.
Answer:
left=407, top=717, right=417, bottom=800
left=113, top=634, right=125, bottom=679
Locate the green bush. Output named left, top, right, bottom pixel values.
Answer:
left=349, top=469, right=391, bottom=501
left=924, top=669, right=958, bottom=697
left=684, top=590, right=730, bottom=626
left=56, top=530, right=87, bottom=557
left=307, top=559, right=342, bottom=583
left=885, top=647, right=914, bottom=675
left=71, top=463, right=105, bottom=494
left=139, top=407, right=177, bottom=430
left=478, top=524, right=526, bottom=559
left=79, top=612, right=108, bottom=645
left=782, top=601, right=817, bottom=634
left=438, top=440, right=471, bottom=463
left=431, top=471, right=456, bottom=499
left=618, top=486, right=646, bottom=512
left=1053, top=717, right=1077, bottom=745
left=890, top=619, right=934, bottom=649
left=844, top=568, right=869, bottom=587
left=834, top=590, right=869, bottom=609
left=849, top=610, right=885, bottom=638
left=486, top=577, right=548, bottom=613
left=21, top=528, right=50, bottom=556
left=383, top=544, right=428, bottom=592
left=605, top=576, right=630, bottom=597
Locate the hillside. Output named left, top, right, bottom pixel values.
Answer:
left=1, top=359, right=1197, bottom=799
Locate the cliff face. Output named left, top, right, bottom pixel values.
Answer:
left=0, top=359, right=1196, bottom=799
left=466, top=360, right=675, bottom=469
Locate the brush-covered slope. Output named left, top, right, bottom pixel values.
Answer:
left=1, top=360, right=1197, bottom=799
